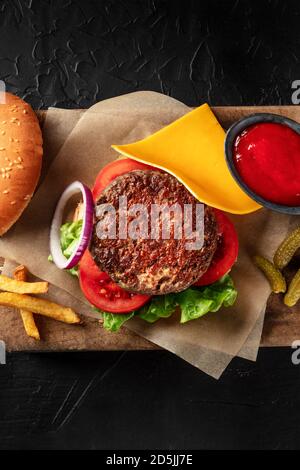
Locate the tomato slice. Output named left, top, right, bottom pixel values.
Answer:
left=194, top=209, right=239, bottom=286
left=92, top=158, right=158, bottom=201
left=79, top=250, right=150, bottom=313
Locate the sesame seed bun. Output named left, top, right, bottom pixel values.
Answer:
left=0, top=93, right=43, bottom=236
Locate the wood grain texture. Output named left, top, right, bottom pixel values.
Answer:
left=1, top=106, right=300, bottom=350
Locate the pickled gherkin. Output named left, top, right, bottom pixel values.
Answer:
left=274, top=227, right=300, bottom=270
left=253, top=255, right=286, bottom=293
left=284, top=269, right=300, bottom=307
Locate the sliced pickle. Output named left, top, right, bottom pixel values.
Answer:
left=254, top=255, right=286, bottom=293
left=274, top=227, right=300, bottom=270
left=284, top=269, right=300, bottom=307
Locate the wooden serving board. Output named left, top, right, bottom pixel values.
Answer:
left=1, top=106, right=300, bottom=351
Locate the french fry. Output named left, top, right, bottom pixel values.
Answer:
left=0, top=274, right=48, bottom=295
left=0, top=292, right=81, bottom=324
left=18, top=310, right=40, bottom=340
left=14, top=266, right=40, bottom=341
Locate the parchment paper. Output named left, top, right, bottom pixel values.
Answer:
left=0, top=91, right=290, bottom=378
left=40, top=108, right=85, bottom=180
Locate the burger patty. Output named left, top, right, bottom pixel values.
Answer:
left=90, top=170, right=218, bottom=295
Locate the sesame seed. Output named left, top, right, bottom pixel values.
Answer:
left=10, top=201, right=16, bottom=205
left=5, top=167, right=12, bottom=171
left=2, top=121, right=6, bottom=124
left=17, top=157, right=23, bottom=162
left=9, top=137, right=13, bottom=142
left=3, top=190, right=9, bottom=194
left=1, top=131, right=5, bottom=136
left=8, top=162, right=12, bottom=167
left=16, top=165, right=24, bottom=170
left=0, top=147, right=5, bottom=151
left=24, top=195, right=30, bottom=200
left=23, top=109, right=28, bottom=114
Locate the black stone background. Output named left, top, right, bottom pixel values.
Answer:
left=1, top=0, right=300, bottom=450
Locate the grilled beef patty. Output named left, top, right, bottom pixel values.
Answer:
left=90, top=170, right=218, bottom=295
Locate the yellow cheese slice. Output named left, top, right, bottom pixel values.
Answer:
left=112, top=103, right=261, bottom=214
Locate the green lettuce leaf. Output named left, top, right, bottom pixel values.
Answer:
left=99, top=274, right=237, bottom=332
left=138, top=294, right=177, bottom=323
left=48, top=220, right=83, bottom=277
left=177, top=275, right=237, bottom=323
left=101, top=311, right=135, bottom=332
left=60, top=220, right=83, bottom=255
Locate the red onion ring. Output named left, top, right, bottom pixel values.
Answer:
left=50, top=181, right=94, bottom=270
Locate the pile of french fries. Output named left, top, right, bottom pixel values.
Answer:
left=0, top=266, right=81, bottom=340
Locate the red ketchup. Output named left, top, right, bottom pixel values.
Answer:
left=233, top=122, right=300, bottom=206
